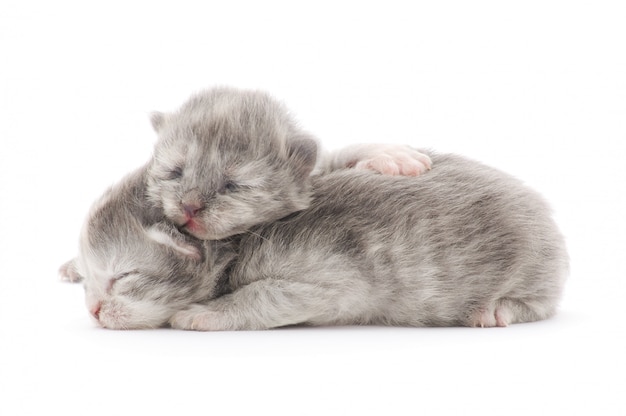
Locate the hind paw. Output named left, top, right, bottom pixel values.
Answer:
left=328, top=143, right=432, bottom=177
left=471, top=306, right=511, bottom=328
left=350, top=144, right=432, bottom=176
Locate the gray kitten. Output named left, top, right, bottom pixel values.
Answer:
left=64, top=165, right=234, bottom=328
left=66, top=152, right=568, bottom=330
left=147, top=87, right=431, bottom=240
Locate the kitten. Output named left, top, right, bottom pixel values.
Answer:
left=66, top=152, right=568, bottom=330
left=147, top=87, right=432, bottom=240
left=62, top=87, right=431, bottom=293
left=62, top=87, right=430, bottom=283
left=66, top=166, right=234, bottom=328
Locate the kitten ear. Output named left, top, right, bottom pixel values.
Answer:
left=286, top=136, right=318, bottom=180
left=150, top=111, right=166, bottom=132
left=146, top=222, right=202, bottom=262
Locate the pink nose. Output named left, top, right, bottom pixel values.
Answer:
left=183, top=203, right=203, bottom=219
left=90, top=302, right=101, bottom=320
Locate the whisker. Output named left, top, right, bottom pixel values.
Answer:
left=245, top=229, right=272, bottom=244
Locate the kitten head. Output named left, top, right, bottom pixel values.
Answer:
left=76, top=168, right=224, bottom=329
left=146, top=87, right=318, bottom=240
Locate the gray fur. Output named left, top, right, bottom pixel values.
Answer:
left=66, top=152, right=568, bottom=330
left=146, top=87, right=320, bottom=240
left=70, top=166, right=235, bottom=329
left=146, top=87, right=432, bottom=241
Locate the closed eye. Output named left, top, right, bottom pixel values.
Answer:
left=222, top=181, right=238, bottom=193
left=114, top=272, right=132, bottom=281
left=220, top=179, right=258, bottom=194
left=106, top=271, right=136, bottom=293
left=167, top=167, right=184, bottom=180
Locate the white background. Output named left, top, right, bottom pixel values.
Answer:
left=1, top=1, right=625, bottom=415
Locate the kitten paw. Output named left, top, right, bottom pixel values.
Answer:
left=170, top=305, right=228, bottom=331
left=59, top=260, right=83, bottom=283
left=353, top=145, right=432, bottom=176
left=471, top=305, right=511, bottom=328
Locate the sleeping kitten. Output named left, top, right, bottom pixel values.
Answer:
left=66, top=152, right=568, bottom=330
left=147, top=87, right=432, bottom=240
left=65, top=166, right=235, bottom=328
left=61, top=87, right=430, bottom=282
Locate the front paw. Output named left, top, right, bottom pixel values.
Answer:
left=169, top=305, right=229, bottom=331
left=59, top=259, right=83, bottom=283
left=355, top=145, right=432, bottom=176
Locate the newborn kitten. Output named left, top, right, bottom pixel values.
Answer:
left=147, top=87, right=432, bottom=240
left=65, top=166, right=235, bottom=328
left=65, top=152, right=568, bottom=330
left=61, top=87, right=429, bottom=283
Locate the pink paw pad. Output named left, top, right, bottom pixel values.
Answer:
left=472, top=305, right=511, bottom=328
left=355, top=156, right=401, bottom=176
left=494, top=306, right=512, bottom=327
left=351, top=145, right=432, bottom=177
left=354, top=153, right=431, bottom=176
